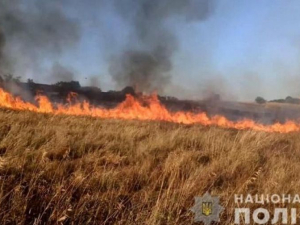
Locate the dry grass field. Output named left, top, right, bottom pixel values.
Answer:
left=0, top=108, right=300, bottom=224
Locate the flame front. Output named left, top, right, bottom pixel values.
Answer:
left=0, top=88, right=299, bottom=133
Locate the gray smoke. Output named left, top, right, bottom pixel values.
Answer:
left=110, top=0, right=214, bottom=92
left=49, top=62, right=75, bottom=83
left=0, top=27, right=10, bottom=72
left=0, top=0, right=79, bottom=79
left=0, top=29, right=4, bottom=60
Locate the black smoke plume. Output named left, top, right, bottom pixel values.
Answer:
left=0, top=0, right=79, bottom=79
left=110, top=0, right=214, bottom=92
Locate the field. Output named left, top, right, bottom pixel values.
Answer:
left=0, top=108, right=299, bottom=224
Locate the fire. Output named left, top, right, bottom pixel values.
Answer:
left=0, top=88, right=299, bottom=133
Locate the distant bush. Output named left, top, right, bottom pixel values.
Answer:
left=269, top=96, right=300, bottom=104
left=27, top=78, right=34, bottom=84
left=255, top=96, right=266, bottom=104
left=122, top=86, right=135, bottom=95
left=285, top=96, right=300, bottom=104
left=55, top=81, right=81, bottom=90
left=0, top=74, right=21, bottom=83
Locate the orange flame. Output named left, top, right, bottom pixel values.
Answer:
left=0, top=88, right=299, bottom=133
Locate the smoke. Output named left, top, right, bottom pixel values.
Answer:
left=49, top=62, right=75, bottom=83
left=88, top=76, right=101, bottom=88
left=0, top=0, right=79, bottom=79
left=0, top=29, right=4, bottom=61
left=109, top=0, right=214, bottom=93
left=0, top=27, right=10, bottom=73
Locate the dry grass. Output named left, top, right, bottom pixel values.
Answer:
left=0, top=108, right=299, bottom=224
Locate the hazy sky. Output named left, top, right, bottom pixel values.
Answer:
left=21, top=1, right=300, bottom=101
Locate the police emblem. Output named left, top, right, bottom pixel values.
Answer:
left=202, top=202, right=212, bottom=216
left=190, top=192, right=224, bottom=225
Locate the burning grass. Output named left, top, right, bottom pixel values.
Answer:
left=0, top=88, right=299, bottom=133
left=0, top=109, right=300, bottom=224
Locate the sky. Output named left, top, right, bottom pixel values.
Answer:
left=15, top=1, right=300, bottom=101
